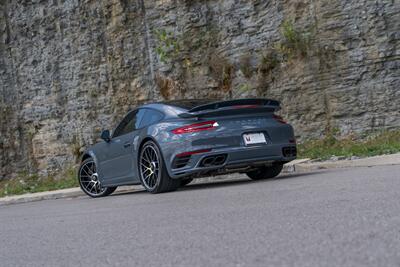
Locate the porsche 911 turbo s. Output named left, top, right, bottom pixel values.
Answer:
left=78, top=98, right=297, bottom=197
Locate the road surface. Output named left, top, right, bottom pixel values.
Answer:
left=0, top=165, right=399, bottom=267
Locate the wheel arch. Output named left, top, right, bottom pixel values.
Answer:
left=137, top=136, right=174, bottom=178
left=138, top=136, right=157, bottom=153
left=80, top=150, right=104, bottom=182
left=81, top=153, right=92, bottom=162
left=80, top=151, right=100, bottom=171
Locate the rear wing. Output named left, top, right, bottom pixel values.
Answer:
left=178, top=98, right=280, bottom=118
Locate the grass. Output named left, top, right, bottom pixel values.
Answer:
left=298, top=130, right=400, bottom=160
left=0, top=168, right=78, bottom=198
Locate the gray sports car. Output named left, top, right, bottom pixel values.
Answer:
left=78, top=98, right=297, bottom=197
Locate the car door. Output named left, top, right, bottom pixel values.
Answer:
left=99, top=109, right=146, bottom=184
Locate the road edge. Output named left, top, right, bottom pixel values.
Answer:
left=1, top=153, right=399, bottom=206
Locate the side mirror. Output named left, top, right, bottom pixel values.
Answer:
left=101, top=130, right=111, bottom=143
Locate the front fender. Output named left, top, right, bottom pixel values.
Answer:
left=80, top=150, right=105, bottom=182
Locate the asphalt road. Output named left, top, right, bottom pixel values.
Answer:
left=1, top=165, right=399, bottom=267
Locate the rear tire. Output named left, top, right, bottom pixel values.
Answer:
left=139, top=140, right=180, bottom=193
left=78, top=158, right=117, bottom=198
left=246, top=163, right=283, bottom=180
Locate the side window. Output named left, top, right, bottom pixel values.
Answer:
left=113, top=109, right=146, bottom=137
left=140, top=109, right=164, bottom=128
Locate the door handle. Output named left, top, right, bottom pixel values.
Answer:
left=123, top=142, right=131, bottom=148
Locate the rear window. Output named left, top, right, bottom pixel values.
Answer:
left=161, top=100, right=216, bottom=110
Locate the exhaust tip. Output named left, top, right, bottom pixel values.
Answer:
left=213, top=155, right=226, bottom=165
left=202, top=157, right=215, bottom=166
left=200, top=154, right=227, bottom=167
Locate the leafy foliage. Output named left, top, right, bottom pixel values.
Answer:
left=277, top=20, right=313, bottom=59
left=154, top=29, right=180, bottom=63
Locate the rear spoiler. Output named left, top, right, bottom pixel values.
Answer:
left=178, top=98, right=280, bottom=118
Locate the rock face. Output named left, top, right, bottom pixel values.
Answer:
left=0, top=0, right=399, bottom=178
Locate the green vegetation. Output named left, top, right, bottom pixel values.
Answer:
left=0, top=168, right=78, bottom=198
left=258, top=49, right=280, bottom=75
left=239, top=54, right=254, bottom=79
left=298, top=130, right=400, bottom=160
left=255, top=20, right=314, bottom=82
left=277, top=20, right=313, bottom=60
left=208, top=53, right=234, bottom=92
left=154, top=29, right=181, bottom=63
left=70, top=135, right=82, bottom=163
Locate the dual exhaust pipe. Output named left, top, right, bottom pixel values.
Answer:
left=282, top=146, right=297, bottom=157
left=200, top=154, right=227, bottom=167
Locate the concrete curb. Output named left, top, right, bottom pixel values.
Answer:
left=1, top=153, right=399, bottom=206
left=283, top=153, right=400, bottom=173
left=0, top=187, right=83, bottom=206
left=0, top=186, right=143, bottom=206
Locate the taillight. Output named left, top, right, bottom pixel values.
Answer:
left=171, top=121, right=219, bottom=134
left=273, top=114, right=287, bottom=124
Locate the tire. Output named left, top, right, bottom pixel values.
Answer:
left=246, top=163, right=283, bottom=180
left=78, top=158, right=117, bottom=198
left=139, top=140, right=180, bottom=193
left=180, top=178, right=193, bottom=187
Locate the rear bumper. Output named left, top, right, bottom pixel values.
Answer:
left=167, top=143, right=296, bottom=179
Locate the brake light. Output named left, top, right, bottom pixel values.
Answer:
left=273, top=114, right=287, bottom=124
left=171, top=121, right=219, bottom=134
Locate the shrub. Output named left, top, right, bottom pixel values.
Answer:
left=208, top=53, right=234, bottom=92
left=239, top=54, right=254, bottom=79
left=258, top=49, right=280, bottom=75
left=154, top=29, right=180, bottom=63
left=278, top=20, right=313, bottom=60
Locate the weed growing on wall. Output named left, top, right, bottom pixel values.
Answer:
left=154, top=29, right=181, bottom=63
left=277, top=20, right=313, bottom=60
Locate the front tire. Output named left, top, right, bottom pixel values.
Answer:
left=139, top=140, right=180, bottom=193
left=78, top=158, right=117, bottom=198
left=246, top=163, right=283, bottom=180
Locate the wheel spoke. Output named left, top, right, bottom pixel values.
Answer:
left=85, top=165, right=93, bottom=176
left=79, top=161, right=106, bottom=196
left=88, top=182, right=95, bottom=193
left=81, top=168, right=91, bottom=177
left=149, top=173, right=155, bottom=187
left=140, top=162, right=150, bottom=169
left=145, top=150, right=152, bottom=162
left=141, top=157, right=151, bottom=164
left=140, top=145, right=160, bottom=190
